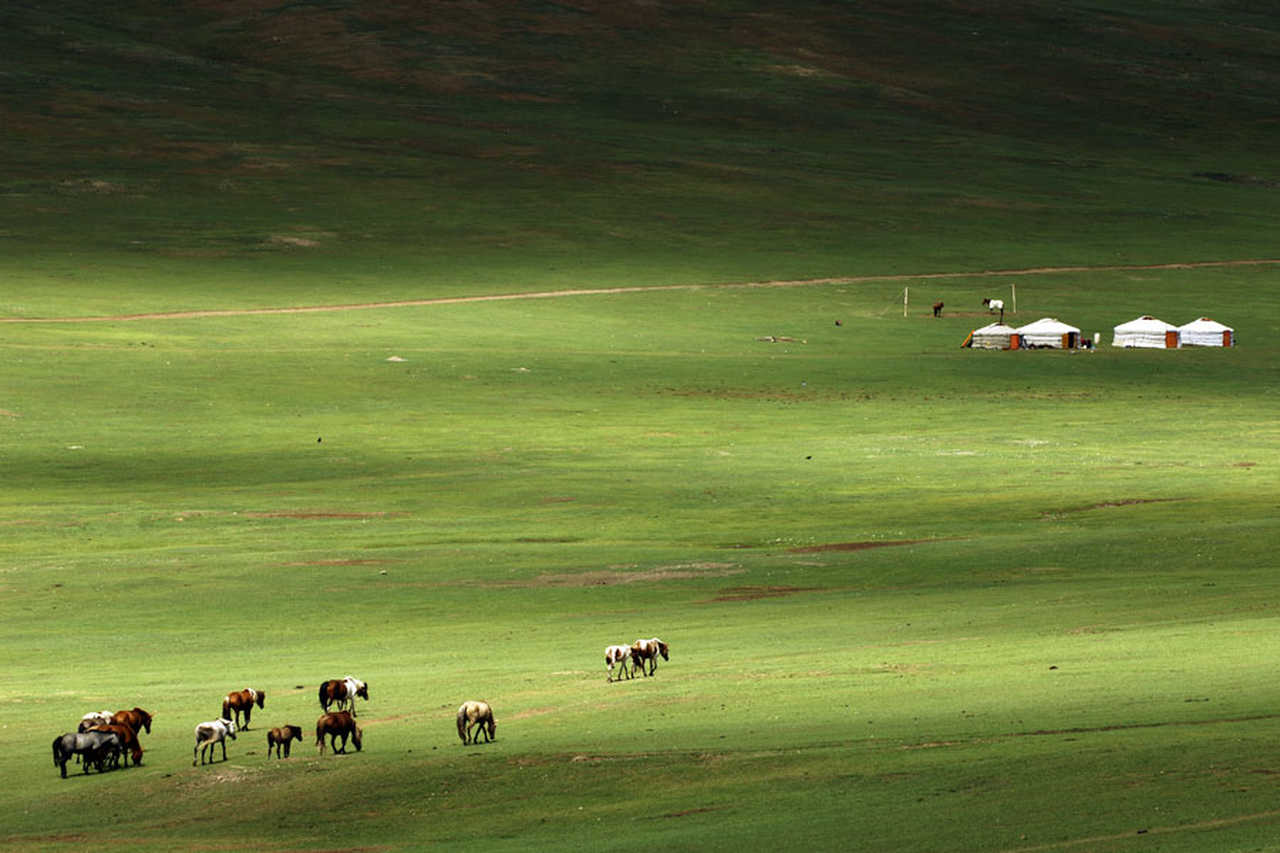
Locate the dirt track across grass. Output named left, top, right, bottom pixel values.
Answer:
left=5, top=259, right=1278, bottom=323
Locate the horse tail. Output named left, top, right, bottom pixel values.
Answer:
left=318, top=682, right=327, bottom=710
left=53, top=736, right=62, bottom=767
left=221, top=698, right=231, bottom=720
left=457, top=707, right=467, bottom=743
left=316, top=720, right=326, bottom=754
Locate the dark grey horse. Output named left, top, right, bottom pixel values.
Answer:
left=53, top=730, right=122, bottom=777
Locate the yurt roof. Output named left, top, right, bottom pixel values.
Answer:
left=1179, top=317, right=1233, bottom=332
left=973, top=322, right=1018, bottom=335
left=1015, top=317, right=1080, bottom=334
left=1114, top=315, right=1177, bottom=333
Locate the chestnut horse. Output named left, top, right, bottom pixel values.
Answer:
left=456, top=701, right=496, bottom=745
left=87, top=722, right=144, bottom=767
left=932, top=301, right=944, bottom=318
left=318, top=677, right=368, bottom=716
left=267, top=725, right=304, bottom=758
left=112, top=707, right=154, bottom=736
left=222, top=688, right=265, bottom=731
left=630, top=637, right=670, bottom=677
left=316, top=711, right=362, bottom=755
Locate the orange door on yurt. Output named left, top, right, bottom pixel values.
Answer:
left=1224, top=330, right=1233, bottom=346
left=1165, top=330, right=1179, bottom=348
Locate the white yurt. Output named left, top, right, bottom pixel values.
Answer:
left=1179, top=317, right=1235, bottom=347
left=965, top=322, right=1018, bottom=349
left=1015, top=317, right=1081, bottom=349
left=1112, top=315, right=1180, bottom=348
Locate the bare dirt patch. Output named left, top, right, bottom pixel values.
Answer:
left=243, top=511, right=403, bottom=519
left=709, top=585, right=825, bottom=602
left=788, top=539, right=942, bottom=553
left=1039, top=498, right=1186, bottom=519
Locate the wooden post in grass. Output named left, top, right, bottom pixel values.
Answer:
left=1012, top=283, right=1017, bottom=314
left=903, top=286, right=908, bottom=318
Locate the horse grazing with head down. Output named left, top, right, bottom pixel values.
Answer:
left=456, top=701, right=496, bottom=745
left=222, top=688, right=265, bottom=731
left=316, top=711, right=363, bottom=755
left=318, top=677, right=368, bottom=716
left=630, top=638, right=670, bottom=677
left=87, top=722, right=144, bottom=767
left=53, top=730, right=122, bottom=778
left=604, top=645, right=633, bottom=682
left=193, top=718, right=236, bottom=766
left=267, top=725, right=304, bottom=758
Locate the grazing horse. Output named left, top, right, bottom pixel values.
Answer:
left=267, top=725, right=304, bottom=759
left=316, top=711, right=363, bottom=755
left=112, top=707, right=154, bottom=736
left=982, top=297, right=1005, bottom=321
left=932, top=301, right=944, bottom=318
left=605, top=644, right=634, bottom=682
left=456, top=701, right=496, bottom=745
left=222, top=688, right=265, bottom=731
left=318, top=676, right=368, bottom=716
left=630, top=637, right=670, bottom=677
left=193, top=718, right=237, bottom=765
left=87, top=722, right=144, bottom=767
left=53, top=731, right=122, bottom=777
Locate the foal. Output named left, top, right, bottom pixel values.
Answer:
left=267, top=725, right=304, bottom=758
left=605, top=645, right=633, bottom=682
left=193, top=718, right=237, bottom=765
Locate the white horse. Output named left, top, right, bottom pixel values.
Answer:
left=193, top=718, right=237, bottom=765
left=630, top=638, right=670, bottom=676
left=605, top=645, right=633, bottom=682
left=456, top=701, right=496, bottom=745
left=982, top=297, right=1005, bottom=316
left=77, top=710, right=115, bottom=733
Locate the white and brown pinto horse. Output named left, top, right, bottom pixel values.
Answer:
left=77, top=710, right=115, bottom=733
left=267, top=725, right=304, bottom=758
left=193, top=718, right=236, bottom=765
left=630, top=638, right=670, bottom=676
left=316, top=711, right=363, bottom=755
left=456, top=701, right=496, bottom=745
left=222, top=688, right=265, bottom=730
left=604, top=645, right=634, bottom=682
left=318, top=676, right=368, bottom=716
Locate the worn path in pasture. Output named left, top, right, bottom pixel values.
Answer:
left=4, top=259, right=1278, bottom=324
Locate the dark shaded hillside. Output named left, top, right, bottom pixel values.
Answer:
left=3, top=0, right=1280, bottom=295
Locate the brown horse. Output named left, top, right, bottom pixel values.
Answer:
left=932, top=301, right=944, bottom=318
left=112, top=707, right=154, bottom=736
left=222, top=688, right=265, bottom=731
left=87, top=722, right=144, bottom=766
left=456, top=701, right=496, bottom=745
left=267, top=725, right=304, bottom=758
left=630, top=637, right=670, bottom=677
left=316, top=711, right=363, bottom=755
left=318, top=677, right=368, bottom=716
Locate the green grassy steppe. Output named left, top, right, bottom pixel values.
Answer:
left=3, top=1, right=1280, bottom=851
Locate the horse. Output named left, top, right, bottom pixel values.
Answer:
left=52, top=731, right=122, bottom=777
left=267, top=725, right=304, bottom=758
left=630, top=638, right=670, bottom=677
left=605, top=645, right=634, bottom=682
left=932, top=301, right=944, bottom=318
left=318, top=676, right=368, bottom=716
left=316, top=711, right=363, bottom=755
left=77, top=710, right=114, bottom=733
left=87, top=722, right=144, bottom=767
left=222, top=688, right=265, bottom=730
left=982, top=297, right=1005, bottom=321
left=456, top=701, right=496, bottom=745
left=112, top=707, right=154, bottom=736
left=193, top=718, right=236, bottom=765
